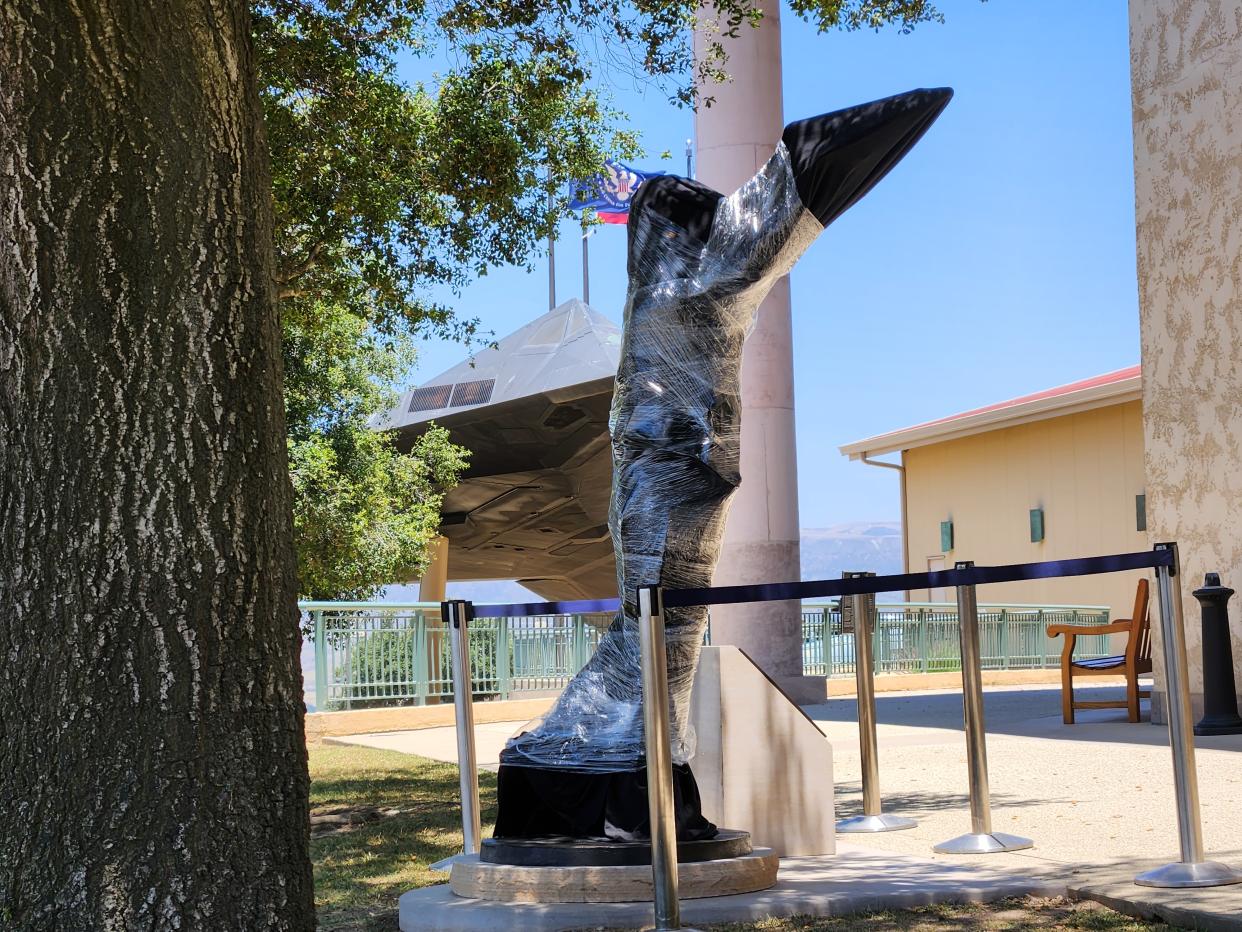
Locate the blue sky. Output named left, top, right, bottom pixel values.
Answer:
left=403, top=0, right=1138, bottom=529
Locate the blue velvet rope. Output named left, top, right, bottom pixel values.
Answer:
left=662, top=548, right=1174, bottom=609
left=471, top=597, right=622, bottom=619
left=467, top=549, right=1174, bottom=619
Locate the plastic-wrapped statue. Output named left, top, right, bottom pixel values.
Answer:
left=495, top=88, right=953, bottom=841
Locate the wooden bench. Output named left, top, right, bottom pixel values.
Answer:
left=1048, top=578, right=1152, bottom=724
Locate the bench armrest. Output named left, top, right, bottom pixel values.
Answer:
left=1047, top=620, right=1131, bottom=638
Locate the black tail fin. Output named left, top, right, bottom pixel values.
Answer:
left=782, top=87, right=953, bottom=227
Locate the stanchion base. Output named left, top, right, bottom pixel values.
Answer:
left=1134, top=860, right=1242, bottom=888
left=933, top=832, right=1033, bottom=854
left=836, top=813, right=918, bottom=833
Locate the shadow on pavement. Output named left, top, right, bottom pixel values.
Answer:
left=806, top=684, right=1242, bottom=752
left=831, top=781, right=1067, bottom=820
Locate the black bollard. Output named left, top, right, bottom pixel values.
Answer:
left=1192, top=573, right=1242, bottom=736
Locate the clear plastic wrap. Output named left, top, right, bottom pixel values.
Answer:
left=500, top=142, right=824, bottom=772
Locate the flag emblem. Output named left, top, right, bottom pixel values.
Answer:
left=568, top=159, right=664, bottom=225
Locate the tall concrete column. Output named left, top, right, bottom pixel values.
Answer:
left=418, top=535, right=449, bottom=602
left=695, top=9, right=824, bottom=702
left=1132, top=0, right=1242, bottom=725
left=1130, top=1, right=1242, bottom=722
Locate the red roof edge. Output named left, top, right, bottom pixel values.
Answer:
left=908, top=364, right=1142, bottom=432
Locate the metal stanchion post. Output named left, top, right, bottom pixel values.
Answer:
left=639, top=585, right=681, bottom=931
left=429, top=599, right=482, bottom=873
left=837, top=573, right=916, bottom=833
left=1135, top=543, right=1242, bottom=888
left=935, top=562, right=1032, bottom=854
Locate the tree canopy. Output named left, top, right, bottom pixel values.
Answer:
left=283, top=301, right=468, bottom=600
left=255, top=0, right=944, bottom=599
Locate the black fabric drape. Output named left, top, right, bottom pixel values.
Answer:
left=494, top=763, right=717, bottom=841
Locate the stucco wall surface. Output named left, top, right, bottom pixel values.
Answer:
left=1130, top=0, right=1242, bottom=711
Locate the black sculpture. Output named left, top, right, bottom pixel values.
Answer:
left=494, top=88, right=953, bottom=842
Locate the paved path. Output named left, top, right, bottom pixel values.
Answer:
left=339, top=682, right=1242, bottom=927
left=805, top=683, right=1242, bottom=873
left=328, top=720, right=520, bottom=771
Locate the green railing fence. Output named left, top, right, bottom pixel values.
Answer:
left=799, top=602, right=1112, bottom=677
left=305, top=602, right=610, bottom=710
left=303, top=600, right=1112, bottom=710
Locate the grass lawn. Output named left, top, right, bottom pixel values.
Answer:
left=308, top=744, right=1169, bottom=932
left=310, top=744, right=497, bottom=931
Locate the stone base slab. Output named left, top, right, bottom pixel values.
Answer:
left=399, top=845, right=1067, bottom=931
left=480, top=828, right=752, bottom=867
left=448, top=849, right=777, bottom=903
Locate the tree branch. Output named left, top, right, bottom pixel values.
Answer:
left=275, top=238, right=326, bottom=287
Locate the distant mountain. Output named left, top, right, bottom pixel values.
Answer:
left=799, top=521, right=903, bottom=582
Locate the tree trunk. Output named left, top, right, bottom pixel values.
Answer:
left=0, top=2, right=314, bottom=929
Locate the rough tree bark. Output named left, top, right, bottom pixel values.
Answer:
left=0, top=2, right=314, bottom=929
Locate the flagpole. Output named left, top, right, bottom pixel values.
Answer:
left=548, top=188, right=556, bottom=310
left=581, top=222, right=590, bottom=305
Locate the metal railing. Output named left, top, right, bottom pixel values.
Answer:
left=303, top=602, right=609, bottom=710
left=800, top=602, right=1112, bottom=677
left=303, top=600, right=1111, bottom=709
left=432, top=547, right=1240, bottom=928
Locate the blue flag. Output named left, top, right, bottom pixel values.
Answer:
left=568, top=159, right=665, bottom=225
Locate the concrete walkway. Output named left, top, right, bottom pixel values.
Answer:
left=328, top=720, right=519, bottom=771
left=810, top=683, right=1242, bottom=929
left=807, top=683, right=1242, bottom=867
left=338, top=682, right=1242, bottom=928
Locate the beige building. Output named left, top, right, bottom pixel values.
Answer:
left=841, top=366, right=1147, bottom=621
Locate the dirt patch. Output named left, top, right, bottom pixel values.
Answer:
left=709, top=896, right=1173, bottom=931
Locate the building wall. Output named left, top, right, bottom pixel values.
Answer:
left=904, top=401, right=1148, bottom=622
left=1130, top=0, right=1242, bottom=718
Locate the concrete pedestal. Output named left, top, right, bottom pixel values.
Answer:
left=690, top=646, right=836, bottom=856
left=447, top=849, right=778, bottom=903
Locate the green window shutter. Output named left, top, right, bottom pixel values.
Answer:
left=1029, top=508, right=1045, bottom=543
left=940, top=520, right=954, bottom=552
left=1136, top=494, right=1147, bottom=532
